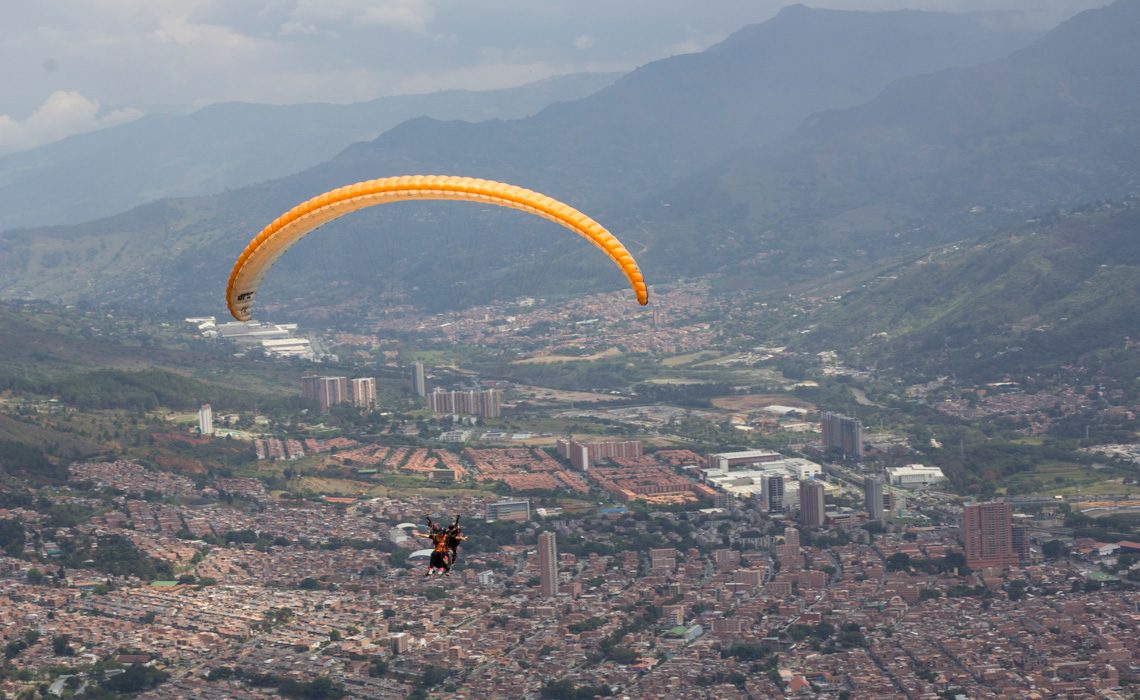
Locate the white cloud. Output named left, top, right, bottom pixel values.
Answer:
left=667, top=38, right=704, bottom=56
left=0, top=0, right=1111, bottom=152
left=285, top=0, right=436, bottom=34
left=279, top=21, right=320, bottom=36
left=356, top=3, right=434, bottom=32
left=148, top=15, right=258, bottom=48
left=0, top=91, right=142, bottom=155
left=388, top=61, right=578, bottom=96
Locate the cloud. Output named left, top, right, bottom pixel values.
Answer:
left=388, top=60, right=578, bottom=96
left=0, top=0, right=1110, bottom=153
left=285, top=0, right=436, bottom=34
left=0, top=91, right=142, bottom=155
left=573, top=35, right=594, bottom=50
left=148, top=15, right=258, bottom=49
left=667, top=38, right=704, bottom=56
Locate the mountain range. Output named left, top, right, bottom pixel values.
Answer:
left=0, top=4, right=1059, bottom=317
left=4, top=2, right=1138, bottom=317
left=798, top=199, right=1140, bottom=384
left=636, top=0, right=1140, bottom=290
left=0, top=72, right=620, bottom=232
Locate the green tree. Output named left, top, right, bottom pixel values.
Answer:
left=886, top=553, right=911, bottom=572
left=0, top=519, right=25, bottom=556
left=51, top=635, right=74, bottom=656
left=420, top=667, right=448, bottom=688
left=1042, top=539, right=1068, bottom=559
left=811, top=622, right=835, bottom=640
left=207, top=667, right=235, bottom=681
left=862, top=521, right=885, bottom=536
left=943, top=551, right=968, bottom=573
left=102, top=664, right=168, bottom=693
left=368, top=658, right=388, bottom=677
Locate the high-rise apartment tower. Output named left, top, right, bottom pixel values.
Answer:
left=538, top=531, right=558, bottom=598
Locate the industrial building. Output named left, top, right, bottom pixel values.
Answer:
left=886, top=464, right=946, bottom=488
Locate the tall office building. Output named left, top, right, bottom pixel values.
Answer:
left=320, top=377, right=349, bottom=413
left=864, top=476, right=885, bottom=523
left=350, top=377, right=377, bottom=410
left=198, top=404, right=214, bottom=436
left=302, top=375, right=350, bottom=413
left=799, top=479, right=826, bottom=528
left=761, top=474, right=785, bottom=513
left=1011, top=524, right=1031, bottom=562
left=963, top=502, right=1021, bottom=570
left=783, top=526, right=800, bottom=548
left=411, top=362, right=426, bottom=397
left=820, top=411, right=864, bottom=459
left=480, top=389, right=502, bottom=419
left=426, top=388, right=502, bottom=418
left=556, top=439, right=642, bottom=471
left=427, top=388, right=448, bottom=413
left=885, top=488, right=906, bottom=520
left=713, top=492, right=736, bottom=511
left=301, top=375, right=321, bottom=401
left=538, top=531, right=558, bottom=598
left=558, top=440, right=591, bottom=471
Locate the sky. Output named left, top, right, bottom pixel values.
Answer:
left=0, top=0, right=1109, bottom=154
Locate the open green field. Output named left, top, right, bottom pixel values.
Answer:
left=291, top=475, right=375, bottom=496
left=514, top=348, right=623, bottom=364
left=484, top=412, right=627, bottom=434
left=164, top=411, right=200, bottom=426
left=0, top=411, right=105, bottom=455
left=660, top=351, right=723, bottom=368
left=372, top=471, right=493, bottom=496
left=641, top=377, right=715, bottom=385
left=710, top=394, right=815, bottom=412
left=405, top=350, right=467, bottom=366
left=1004, top=460, right=1135, bottom=498
left=729, top=368, right=789, bottom=383
left=285, top=472, right=509, bottom=500
left=233, top=455, right=324, bottom=479
left=649, top=367, right=787, bottom=386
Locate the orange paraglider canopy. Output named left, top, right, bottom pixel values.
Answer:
left=226, top=175, right=648, bottom=320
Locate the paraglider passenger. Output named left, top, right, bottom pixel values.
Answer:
left=412, top=520, right=451, bottom=576
left=445, top=518, right=468, bottom=568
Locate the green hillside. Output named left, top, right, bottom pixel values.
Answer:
left=800, top=201, right=1140, bottom=388
left=0, top=301, right=308, bottom=479
left=637, top=0, right=1140, bottom=289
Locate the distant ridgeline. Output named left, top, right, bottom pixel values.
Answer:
left=0, top=3, right=1067, bottom=314
left=794, top=199, right=1140, bottom=385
